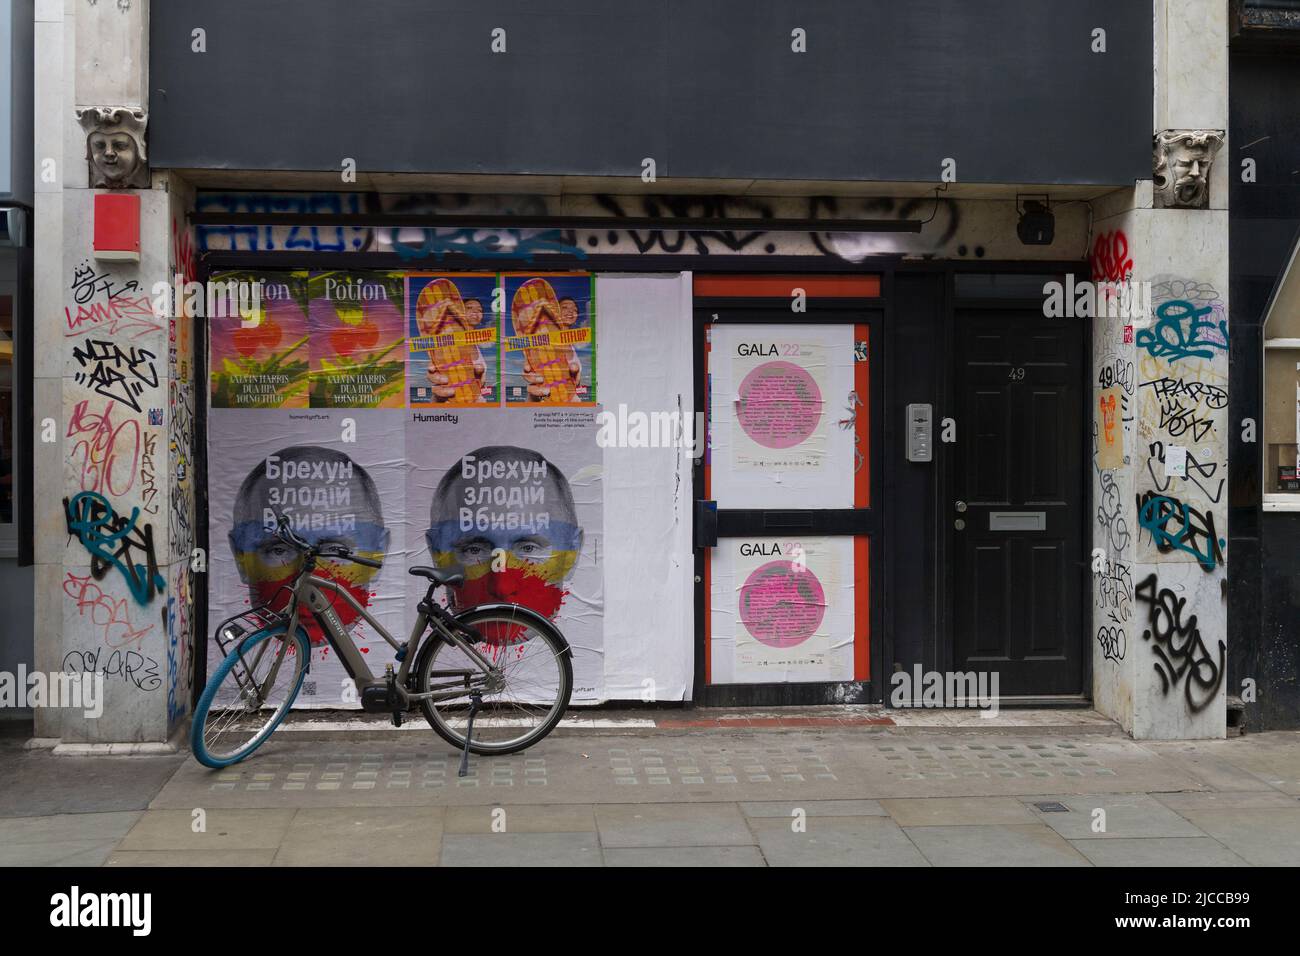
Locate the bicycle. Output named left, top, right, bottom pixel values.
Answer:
left=191, top=515, right=573, bottom=774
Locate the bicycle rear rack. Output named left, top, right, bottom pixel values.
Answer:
left=213, top=606, right=289, bottom=658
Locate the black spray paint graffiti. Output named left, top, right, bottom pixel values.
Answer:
left=1135, top=491, right=1225, bottom=572
left=806, top=195, right=961, bottom=258
left=596, top=193, right=775, bottom=255
left=1144, top=441, right=1224, bottom=503
left=1154, top=398, right=1215, bottom=443
left=1094, top=558, right=1131, bottom=663
left=64, top=492, right=166, bottom=606
left=1094, top=559, right=1133, bottom=625
left=1140, top=376, right=1227, bottom=409
left=1096, top=471, right=1130, bottom=552
left=1134, top=573, right=1224, bottom=713
left=1097, top=357, right=1136, bottom=395
left=1096, top=626, right=1126, bottom=663
left=63, top=647, right=162, bottom=691
left=70, top=261, right=140, bottom=305
left=71, top=339, right=159, bottom=413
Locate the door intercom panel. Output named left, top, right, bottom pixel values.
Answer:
left=906, top=403, right=933, bottom=462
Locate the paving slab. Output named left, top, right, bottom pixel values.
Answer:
left=444, top=803, right=595, bottom=834
left=905, top=824, right=1091, bottom=866
left=0, top=810, right=140, bottom=843
left=0, top=839, right=119, bottom=867
left=1153, top=790, right=1300, bottom=811
left=105, top=849, right=279, bottom=866
left=1020, top=793, right=1206, bottom=839
left=741, top=799, right=886, bottom=818
left=880, top=797, right=1039, bottom=827
left=0, top=738, right=183, bottom=817
left=604, top=845, right=767, bottom=866
left=750, top=816, right=929, bottom=866
left=439, top=832, right=601, bottom=867
left=1067, top=837, right=1250, bottom=867
left=1176, top=809, right=1300, bottom=866
left=1139, top=743, right=1284, bottom=792
left=595, top=802, right=755, bottom=848
left=1175, top=734, right=1300, bottom=794
left=273, top=807, right=442, bottom=866
left=116, top=808, right=296, bottom=852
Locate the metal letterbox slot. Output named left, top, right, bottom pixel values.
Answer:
left=989, top=511, right=1046, bottom=531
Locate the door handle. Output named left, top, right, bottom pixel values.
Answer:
left=693, top=500, right=718, bottom=548
left=954, top=500, right=967, bottom=513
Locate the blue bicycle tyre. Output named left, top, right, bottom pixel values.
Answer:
left=191, top=625, right=310, bottom=769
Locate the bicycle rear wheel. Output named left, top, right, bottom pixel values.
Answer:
left=191, top=625, right=309, bottom=768
left=415, top=607, right=572, bottom=755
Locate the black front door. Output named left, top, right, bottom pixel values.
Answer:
left=949, top=307, right=1086, bottom=696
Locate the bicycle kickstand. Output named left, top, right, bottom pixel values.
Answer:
left=457, top=692, right=483, bottom=778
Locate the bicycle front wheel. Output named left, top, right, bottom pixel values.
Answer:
left=191, top=625, right=309, bottom=768
left=415, top=607, right=572, bottom=755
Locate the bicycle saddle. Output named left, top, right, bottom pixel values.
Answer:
left=408, top=566, right=465, bottom=587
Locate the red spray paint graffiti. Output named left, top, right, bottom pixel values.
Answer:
left=1090, top=230, right=1134, bottom=284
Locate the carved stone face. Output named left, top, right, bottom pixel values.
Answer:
left=76, top=107, right=149, bottom=189
left=1154, top=130, right=1224, bottom=209
left=87, top=130, right=141, bottom=187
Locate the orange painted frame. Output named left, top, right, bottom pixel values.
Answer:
left=697, top=275, right=877, bottom=687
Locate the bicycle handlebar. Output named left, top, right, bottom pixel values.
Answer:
left=272, top=514, right=384, bottom=569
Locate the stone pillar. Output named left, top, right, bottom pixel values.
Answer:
left=1089, top=0, right=1230, bottom=739
left=33, top=0, right=195, bottom=745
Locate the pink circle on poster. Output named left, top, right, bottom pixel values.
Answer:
left=739, top=560, right=826, bottom=648
left=735, top=361, right=823, bottom=449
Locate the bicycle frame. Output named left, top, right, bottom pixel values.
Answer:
left=280, top=567, right=501, bottom=710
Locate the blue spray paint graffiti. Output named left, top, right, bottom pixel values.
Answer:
left=64, top=491, right=166, bottom=605
left=195, top=193, right=373, bottom=253
left=164, top=594, right=184, bottom=727
left=1136, top=491, right=1225, bottom=572
left=385, top=227, right=585, bottom=262
left=1135, top=299, right=1228, bottom=363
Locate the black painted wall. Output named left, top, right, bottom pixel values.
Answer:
left=149, top=0, right=1151, bottom=185
left=1228, top=50, right=1300, bottom=731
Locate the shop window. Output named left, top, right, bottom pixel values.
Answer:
left=1262, top=239, right=1300, bottom=509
